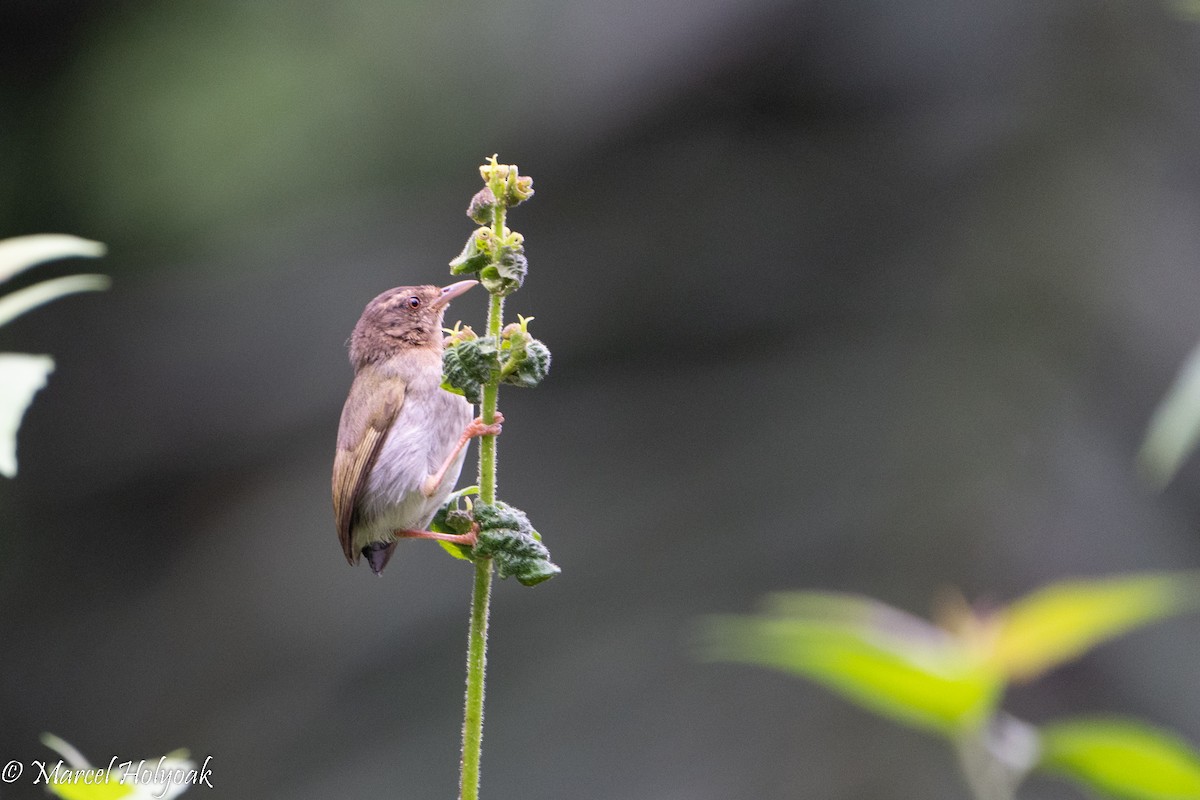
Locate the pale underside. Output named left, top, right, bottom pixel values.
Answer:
left=333, top=352, right=472, bottom=564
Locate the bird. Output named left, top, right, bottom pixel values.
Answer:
left=332, top=279, right=501, bottom=575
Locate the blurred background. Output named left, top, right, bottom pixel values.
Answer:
left=2, top=0, right=1200, bottom=797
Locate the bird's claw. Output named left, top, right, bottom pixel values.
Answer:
left=465, top=412, right=504, bottom=439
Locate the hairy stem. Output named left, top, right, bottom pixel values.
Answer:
left=459, top=556, right=492, bottom=800
left=459, top=196, right=507, bottom=800
left=479, top=293, right=503, bottom=502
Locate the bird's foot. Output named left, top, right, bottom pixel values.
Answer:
left=464, top=411, right=504, bottom=439
left=394, top=526, right=478, bottom=546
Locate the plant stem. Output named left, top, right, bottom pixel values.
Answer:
left=459, top=198, right=507, bottom=800
left=479, top=293, right=503, bottom=502
left=459, top=556, right=492, bottom=800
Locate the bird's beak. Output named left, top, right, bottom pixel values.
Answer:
left=432, top=279, right=478, bottom=309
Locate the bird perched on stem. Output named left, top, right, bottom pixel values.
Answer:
left=333, top=280, right=501, bottom=575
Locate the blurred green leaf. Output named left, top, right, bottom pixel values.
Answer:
left=701, top=592, right=1002, bottom=735
left=1039, top=718, right=1200, bottom=800
left=0, top=354, right=55, bottom=477
left=41, top=733, right=132, bottom=799
left=0, top=274, right=111, bottom=327
left=1140, top=341, right=1200, bottom=488
left=0, top=234, right=105, bottom=283
left=46, top=777, right=136, bottom=800
left=1169, top=0, right=1200, bottom=21
left=41, top=734, right=197, bottom=800
left=988, top=573, right=1200, bottom=682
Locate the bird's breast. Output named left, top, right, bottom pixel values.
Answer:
left=357, top=384, right=473, bottom=534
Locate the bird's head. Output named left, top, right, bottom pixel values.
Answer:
left=349, top=279, right=477, bottom=368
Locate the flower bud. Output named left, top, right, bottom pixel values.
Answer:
left=444, top=323, right=478, bottom=346
left=467, top=187, right=496, bottom=225
left=479, top=155, right=513, bottom=187
left=505, top=173, right=534, bottom=206
left=449, top=227, right=495, bottom=275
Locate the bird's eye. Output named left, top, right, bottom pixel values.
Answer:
left=407, top=296, right=421, bottom=309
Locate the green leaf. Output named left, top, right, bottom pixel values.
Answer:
left=0, top=353, right=55, bottom=477
left=437, top=540, right=473, bottom=560
left=1039, top=718, right=1200, bottom=799
left=0, top=234, right=105, bottom=284
left=1140, top=341, right=1200, bottom=488
left=479, top=242, right=527, bottom=297
left=701, top=592, right=1002, bottom=736
left=472, top=501, right=559, bottom=586
left=989, top=573, right=1200, bottom=681
left=0, top=274, right=111, bottom=327
left=40, top=734, right=131, bottom=799
left=500, top=336, right=551, bottom=390
left=449, top=228, right=493, bottom=275
left=441, top=336, right=500, bottom=404
left=40, top=734, right=199, bottom=799
left=431, top=490, right=478, bottom=561
left=45, top=777, right=136, bottom=800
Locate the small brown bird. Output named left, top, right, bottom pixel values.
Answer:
left=332, top=280, right=500, bottom=575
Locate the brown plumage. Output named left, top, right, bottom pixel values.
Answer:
left=332, top=280, right=494, bottom=575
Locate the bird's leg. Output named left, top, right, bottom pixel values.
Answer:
left=420, top=412, right=504, bottom=498
left=394, top=524, right=479, bottom=546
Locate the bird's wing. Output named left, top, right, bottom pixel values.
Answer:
left=333, top=372, right=405, bottom=564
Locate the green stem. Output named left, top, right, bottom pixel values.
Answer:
left=459, top=557, right=492, bottom=800
left=492, top=190, right=507, bottom=239
left=479, top=293, right=503, bottom=503
left=459, top=199, right=507, bottom=800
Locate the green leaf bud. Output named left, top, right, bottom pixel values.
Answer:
left=449, top=227, right=495, bottom=275
left=495, top=316, right=550, bottom=389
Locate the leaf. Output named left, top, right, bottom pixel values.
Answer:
left=701, top=592, right=1002, bottom=736
left=472, top=501, right=559, bottom=586
left=442, top=337, right=500, bottom=404
left=479, top=245, right=526, bottom=297
left=0, top=353, right=55, bottom=477
left=501, top=336, right=551, bottom=390
left=988, top=573, right=1200, bottom=682
left=1039, top=718, right=1200, bottom=799
left=448, top=228, right=493, bottom=275
left=0, top=274, right=111, bottom=327
left=0, top=234, right=105, bottom=283
left=45, top=776, right=136, bottom=800
left=431, top=486, right=481, bottom=561
left=1140, top=342, right=1200, bottom=488
left=41, top=734, right=197, bottom=800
